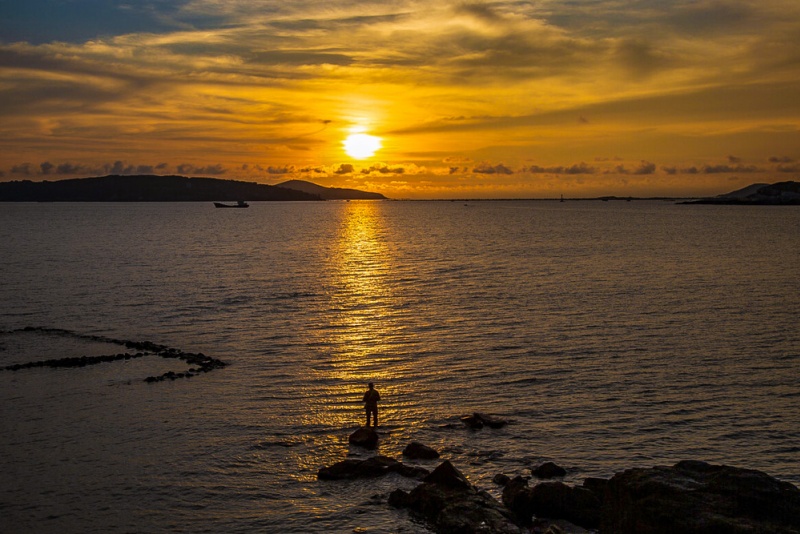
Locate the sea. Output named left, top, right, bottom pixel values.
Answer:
left=1, top=200, right=799, bottom=533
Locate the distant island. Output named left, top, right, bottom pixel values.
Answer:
left=276, top=179, right=387, bottom=200
left=683, top=181, right=800, bottom=205
left=0, top=175, right=385, bottom=202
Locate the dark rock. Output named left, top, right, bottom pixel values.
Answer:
left=503, top=476, right=538, bottom=523
left=318, top=459, right=364, bottom=480
left=460, top=412, right=508, bottom=430
left=388, top=488, right=411, bottom=508
left=393, top=461, right=520, bottom=533
left=318, top=455, right=398, bottom=480
left=355, top=455, right=400, bottom=477
left=423, top=460, right=472, bottom=490
left=601, top=460, right=800, bottom=534
left=474, top=412, right=508, bottom=429
left=461, top=414, right=484, bottom=429
left=582, top=477, right=608, bottom=499
left=502, top=476, right=600, bottom=529
left=531, top=482, right=600, bottom=529
left=532, top=461, right=567, bottom=479
left=318, top=456, right=427, bottom=481
left=494, top=473, right=511, bottom=486
left=349, top=427, right=379, bottom=449
left=393, top=464, right=431, bottom=480
left=403, top=441, right=440, bottom=460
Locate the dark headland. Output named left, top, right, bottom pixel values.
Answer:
left=0, top=175, right=385, bottom=202
left=275, top=179, right=387, bottom=200
left=682, top=181, right=800, bottom=205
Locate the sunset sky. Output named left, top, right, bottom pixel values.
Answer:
left=1, top=0, right=799, bottom=198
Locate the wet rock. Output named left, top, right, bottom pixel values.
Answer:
left=318, top=459, right=365, bottom=480
left=532, top=461, right=567, bottom=479
left=460, top=412, right=508, bottom=430
left=318, top=456, right=428, bottom=481
left=349, top=427, right=379, bottom=449
left=423, top=460, right=472, bottom=490
left=494, top=473, right=511, bottom=486
left=390, top=460, right=520, bottom=533
left=460, top=414, right=484, bottom=429
left=601, top=460, right=800, bottom=534
left=394, top=464, right=430, bottom=480
left=502, top=476, right=600, bottom=529
left=403, top=441, right=440, bottom=460
left=474, top=412, right=508, bottom=429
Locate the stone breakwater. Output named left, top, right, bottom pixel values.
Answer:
left=0, top=326, right=227, bottom=383
left=319, top=415, right=800, bottom=534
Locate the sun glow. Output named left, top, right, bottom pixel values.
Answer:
left=343, top=132, right=382, bottom=159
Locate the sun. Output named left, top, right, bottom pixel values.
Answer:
left=343, top=133, right=382, bottom=159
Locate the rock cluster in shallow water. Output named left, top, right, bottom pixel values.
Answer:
left=1, top=326, right=228, bottom=383
left=319, top=413, right=800, bottom=534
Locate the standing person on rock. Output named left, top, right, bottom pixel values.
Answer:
left=363, top=382, right=380, bottom=427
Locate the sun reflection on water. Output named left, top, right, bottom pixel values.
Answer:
left=288, top=201, right=427, bottom=479
left=295, top=202, right=424, bottom=436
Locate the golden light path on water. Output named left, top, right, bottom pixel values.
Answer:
left=292, top=201, right=425, bottom=483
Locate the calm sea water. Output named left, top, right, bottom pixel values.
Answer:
left=1, top=200, right=799, bottom=533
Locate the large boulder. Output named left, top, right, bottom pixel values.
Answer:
left=601, top=460, right=800, bottom=533
left=348, top=427, right=379, bottom=449
left=403, top=441, right=440, bottom=460
left=502, top=476, right=601, bottom=529
left=390, top=460, right=521, bottom=533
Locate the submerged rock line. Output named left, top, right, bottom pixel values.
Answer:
left=0, top=326, right=228, bottom=383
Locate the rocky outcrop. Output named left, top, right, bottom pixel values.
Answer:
left=601, top=460, right=800, bottom=533
left=389, top=460, right=521, bottom=533
left=403, top=441, right=440, bottom=460
left=502, top=477, right=601, bottom=529
left=348, top=427, right=379, bottom=449
left=532, top=461, right=567, bottom=479
left=317, top=455, right=428, bottom=481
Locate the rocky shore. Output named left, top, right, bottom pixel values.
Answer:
left=318, top=415, right=800, bottom=533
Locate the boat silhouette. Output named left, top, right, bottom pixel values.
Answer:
left=214, top=201, right=249, bottom=208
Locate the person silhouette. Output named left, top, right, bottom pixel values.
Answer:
left=363, top=382, right=380, bottom=427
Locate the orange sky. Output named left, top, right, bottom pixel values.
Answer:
left=1, top=0, right=799, bottom=198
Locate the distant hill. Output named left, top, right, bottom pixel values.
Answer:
left=715, top=183, right=771, bottom=199
left=684, top=181, right=800, bottom=205
left=0, top=175, right=321, bottom=202
left=275, top=179, right=386, bottom=200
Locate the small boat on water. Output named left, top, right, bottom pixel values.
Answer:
left=214, top=201, right=249, bottom=208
